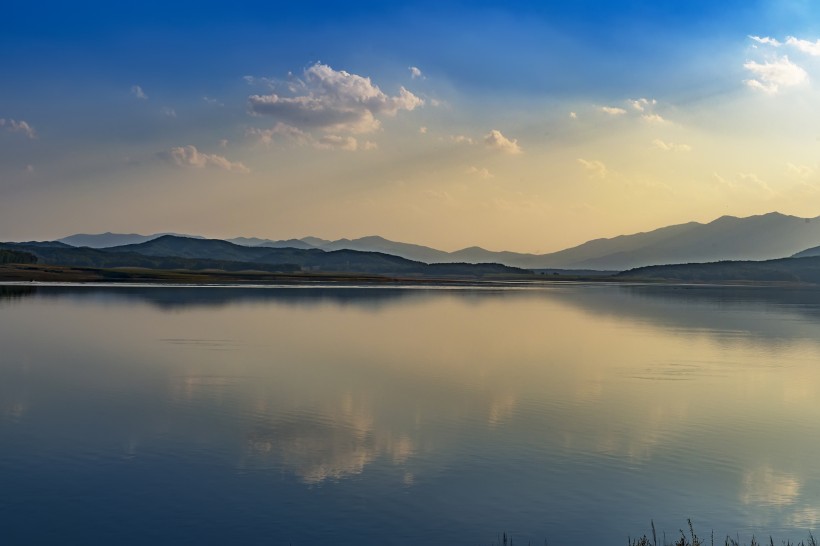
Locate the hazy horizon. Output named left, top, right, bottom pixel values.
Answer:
left=4, top=1, right=820, bottom=253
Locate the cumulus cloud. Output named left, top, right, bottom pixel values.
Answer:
left=247, top=62, right=423, bottom=135
left=652, top=139, right=691, bottom=152
left=409, top=66, right=423, bottom=79
left=569, top=111, right=577, bottom=119
left=316, top=134, right=359, bottom=151
left=248, top=122, right=369, bottom=152
left=600, top=106, right=627, bottom=115
left=629, top=98, right=657, bottom=111
left=787, top=162, right=815, bottom=179
left=744, top=56, right=808, bottom=94
left=0, top=118, right=36, bottom=139
left=449, top=134, right=474, bottom=144
left=750, top=34, right=820, bottom=56
left=785, top=36, right=820, bottom=56
left=577, top=158, right=608, bottom=179
left=749, top=35, right=782, bottom=47
left=161, top=145, right=250, bottom=173
left=247, top=122, right=310, bottom=146
left=131, top=85, right=148, bottom=100
left=466, top=166, right=493, bottom=179
left=641, top=113, right=666, bottom=123
left=484, top=129, right=522, bottom=154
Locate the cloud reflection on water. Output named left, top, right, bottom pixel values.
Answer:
left=4, top=284, right=820, bottom=539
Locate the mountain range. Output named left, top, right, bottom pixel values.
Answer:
left=54, top=212, right=820, bottom=271
left=1, top=236, right=525, bottom=278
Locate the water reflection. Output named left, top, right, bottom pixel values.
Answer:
left=2, top=283, right=820, bottom=544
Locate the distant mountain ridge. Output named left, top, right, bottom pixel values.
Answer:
left=55, top=212, right=820, bottom=270
left=59, top=232, right=203, bottom=248
left=5, top=236, right=525, bottom=278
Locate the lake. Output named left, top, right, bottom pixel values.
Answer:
left=2, top=283, right=820, bottom=544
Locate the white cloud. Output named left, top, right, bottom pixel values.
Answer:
left=785, top=36, right=820, bottom=56
left=652, top=139, right=691, bottom=152
left=569, top=111, right=577, bottom=119
left=248, top=122, right=372, bottom=152
left=162, top=107, right=177, bottom=118
left=248, top=62, right=423, bottom=135
left=629, top=98, right=656, bottom=111
left=749, top=35, right=782, bottom=47
left=202, top=96, right=224, bottom=106
left=787, top=163, right=815, bottom=178
left=744, top=56, right=808, bottom=94
left=316, top=134, right=359, bottom=151
left=419, top=126, right=428, bottom=134
left=0, top=118, right=36, bottom=139
left=131, top=85, right=148, bottom=100
left=737, top=172, right=774, bottom=193
left=161, top=145, right=250, bottom=173
left=641, top=113, right=666, bottom=123
left=247, top=122, right=310, bottom=146
left=600, top=106, right=627, bottom=115
left=484, top=129, right=522, bottom=154
left=577, top=158, right=608, bottom=179
left=449, top=134, right=474, bottom=144
left=409, top=66, right=423, bottom=79
left=749, top=34, right=820, bottom=56
left=466, top=166, right=493, bottom=179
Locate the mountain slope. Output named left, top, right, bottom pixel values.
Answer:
left=3, top=237, right=527, bottom=278
left=99, top=236, right=525, bottom=277
left=617, top=255, right=820, bottom=284
left=319, top=235, right=451, bottom=263
left=59, top=232, right=201, bottom=248
left=54, top=211, right=820, bottom=270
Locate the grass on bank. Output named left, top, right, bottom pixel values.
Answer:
left=488, top=521, right=817, bottom=546
left=629, top=520, right=817, bottom=546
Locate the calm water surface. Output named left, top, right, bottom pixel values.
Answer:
left=2, top=283, right=820, bottom=544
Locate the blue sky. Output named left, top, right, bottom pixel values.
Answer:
left=4, top=1, right=820, bottom=251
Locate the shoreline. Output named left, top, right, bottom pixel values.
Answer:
left=2, top=264, right=819, bottom=290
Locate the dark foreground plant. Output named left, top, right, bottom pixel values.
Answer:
left=628, top=519, right=817, bottom=546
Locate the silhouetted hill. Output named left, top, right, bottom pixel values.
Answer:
left=2, top=236, right=527, bottom=278
left=792, top=245, right=820, bottom=258
left=59, top=232, right=201, bottom=248
left=319, top=235, right=450, bottom=262
left=617, top=255, right=820, bottom=284
left=52, top=211, right=820, bottom=270
left=0, top=242, right=300, bottom=273
left=305, top=212, right=820, bottom=269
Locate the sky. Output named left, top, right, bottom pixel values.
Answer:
left=3, top=0, right=820, bottom=253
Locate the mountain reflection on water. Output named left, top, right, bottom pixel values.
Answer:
left=2, top=283, right=820, bottom=545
